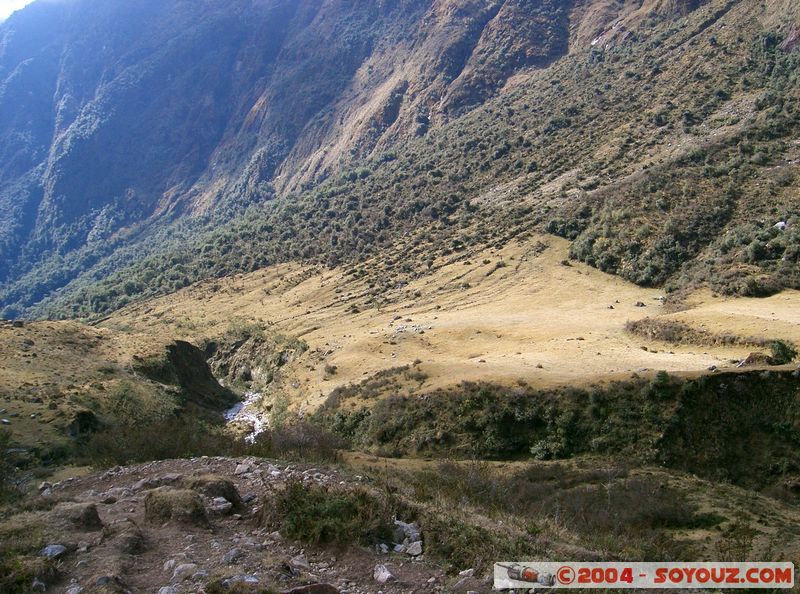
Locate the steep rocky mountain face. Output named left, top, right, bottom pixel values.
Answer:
left=0, top=0, right=798, bottom=317
left=0, top=0, right=576, bottom=286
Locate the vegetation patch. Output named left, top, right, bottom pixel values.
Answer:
left=259, top=481, right=395, bottom=546
left=144, top=487, right=209, bottom=527
left=625, top=318, right=770, bottom=348
left=379, top=461, right=717, bottom=562
left=317, top=370, right=800, bottom=491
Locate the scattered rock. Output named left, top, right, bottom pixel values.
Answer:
left=222, top=575, right=260, bottom=589
left=234, top=463, right=253, bottom=475
left=163, top=559, right=180, bottom=573
left=209, top=496, right=234, bottom=515
left=103, top=487, right=133, bottom=501
left=634, top=301, right=646, bottom=307
left=223, top=548, right=243, bottom=565
left=282, top=584, right=340, bottom=594
left=405, top=540, right=423, bottom=556
left=393, top=519, right=421, bottom=543
left=90, top=574, right=129, bottom=593
left=41, top=544, right=68, bottom=559
left=132, top=477, right=163, bottom=492
left=109, top=519, right=147, bottom=555
left=373, top=565, right=396, bottom=584
left=186, top=474, right=243, bottom=508
left=290, top=554, right=311, bottom=571
left=459, top=569, right=475, bottom=578
left=157, top=587, right=178, bottom=594
left=451, top=576, right=485, bottom=593
left=172, top=563, right=198, bottom=582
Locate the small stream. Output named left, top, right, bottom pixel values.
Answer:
left=224, top=391, right=267, bottom=444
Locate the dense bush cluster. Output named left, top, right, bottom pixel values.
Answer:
left=81, top=417, right=341, bottom=467
left=317, top=369, right=800, bottom=490
left=388, top=461, right=717, bottom=561
left=260, top=481, right=395, bottom=546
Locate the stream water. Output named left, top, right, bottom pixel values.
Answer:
left=223, top=391, right=266, bottom=444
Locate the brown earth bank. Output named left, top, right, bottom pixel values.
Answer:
left=4, top=454, right=800, bottom=594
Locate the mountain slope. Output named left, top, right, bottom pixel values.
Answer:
left=1, top=0, right=799, bottom=318
left=0, top=0, right=579, bottom=286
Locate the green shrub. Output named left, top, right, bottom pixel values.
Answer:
left=81, top=417, right=242, bottom=466
left=769, top=340, right=798, bottom=365
left=0, top=429, right=16, bottom=501
left=270, top=421, right=344, bottom=462
left=260, top=481, right=394, bottom=545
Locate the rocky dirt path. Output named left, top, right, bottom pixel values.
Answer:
left=32, top=457, right=487, bottom=594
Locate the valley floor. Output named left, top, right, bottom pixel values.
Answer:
left=103, top=235, right=800, bottom=412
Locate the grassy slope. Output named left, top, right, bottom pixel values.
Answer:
left=0, top=319, right=233, bottom=460
left=4, top=232, right=797, bottom=465
left=101, top=234, right=800, bottom=414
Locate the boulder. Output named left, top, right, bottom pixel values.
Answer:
left=208, top=497, right=234, bottom=515
left=172, top=563, right=198, bottom=582
left=406, top=540, right=423, bottom=556
left=185, top=474, right=243, bottom=508
left=222, top=548, right=243, bottom=565
left=40, top=544, right=68, bottom=559
left=144, top=487, right=209, bottom=527
left=52, top=502, right=103, bottom=531
left=373, top=564, right=396, bottom=584
left=108, top=519, right=147, bottom=555
left=290, top=554, right=311, bottom=571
